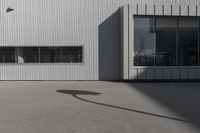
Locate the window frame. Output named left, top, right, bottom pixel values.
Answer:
left=133, top=15, right=200, bottom=67
left=0, top=46, right=84, bottom=64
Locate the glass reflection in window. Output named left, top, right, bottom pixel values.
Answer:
left=134, top=17, right=155, bottom=66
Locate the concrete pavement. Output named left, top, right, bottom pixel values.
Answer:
left=0, top=81, right=199, bottom=133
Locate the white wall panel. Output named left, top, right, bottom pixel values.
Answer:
left=164, top=5, right=172, bottom=15
left=137, top=68, right=146, bottom=80
left=1, top=0, right=200, bottom=80
left=180, top=69, right=188, bottom=79
left=155, top=5, right=163, bottom=15
left=198, top=6, right=200, bottom=16
left=172, top=5, right=180, bottom=16
left=198, top=69, right=200, bottom=79
left=181, top=6, right=188, bottom=16
left=172, top=69, right=180, bottom=79
left=138, top=4, right=146, bottom=15
left=189, top=5, right=197, bottom=16
left=0, top=0, right=101, bottom=80
left=147, top=4, right=154, bottom=15
left=189, top=69, right=197, bottom=79
left=163, top=69, right=172, bottom=80
left=130, top=4, right=137, bottom=15
left=146, top=69, right=154, bottom=80
left=155, top=69, right=163, bottom=79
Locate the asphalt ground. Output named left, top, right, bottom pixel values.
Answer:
left=0, top=81, right=199, bottom=133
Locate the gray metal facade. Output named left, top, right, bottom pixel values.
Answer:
left=122, top=2, right=200, bottom=80
left=0, top=0, right=200, bottom=80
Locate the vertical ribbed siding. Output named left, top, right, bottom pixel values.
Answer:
left=127, top=0, right=200, bottom=80
left=0, top=0, right=200, bottom=80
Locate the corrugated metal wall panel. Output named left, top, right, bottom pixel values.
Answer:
left=127, top=0, right=200, bottom=80
left=131, top=67, right=200, bottom=80
left=0, top=0, right=200, bottom=80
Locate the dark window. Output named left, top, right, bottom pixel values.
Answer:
left=178, top=18, right=199, bottom=66
left=0, top=47, right=16, bottom=63
left=134, top=17, right=155, bottom=66
left=23, top=47, right=39, bottom=63
left=0, top=46, right=83, bottom=64
left=134, top=16, right=200, bottom=66
left=40, top=47, right=61, bottom=63
left=156, top=18, right=177, bottom=66
left=16, top=47, right=39, bottom=63
left=62, top=47, right=83, bottom=63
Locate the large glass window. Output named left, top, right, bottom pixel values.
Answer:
left=156, top=18, right=177, bottom=66
left=134, top=17, right=155, bottom=66
left=134, top=16, right=200, bottom=66
left=178, top=18, right=199, bottom=66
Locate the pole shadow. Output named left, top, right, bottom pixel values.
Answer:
left=57, top=90, right=189, bottom=123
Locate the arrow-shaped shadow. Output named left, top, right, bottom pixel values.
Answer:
left=56, top=90, right=189, bottom=123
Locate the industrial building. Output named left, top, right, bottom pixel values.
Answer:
left=1, top=0, right=200, bottom=80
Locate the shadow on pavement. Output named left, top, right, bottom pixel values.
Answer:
left=127, top=82, right=200, bottom=128
left=57, top=90, right=189, bottom=123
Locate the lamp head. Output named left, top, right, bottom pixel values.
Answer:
left=6, top=7, right=14, bottom=13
